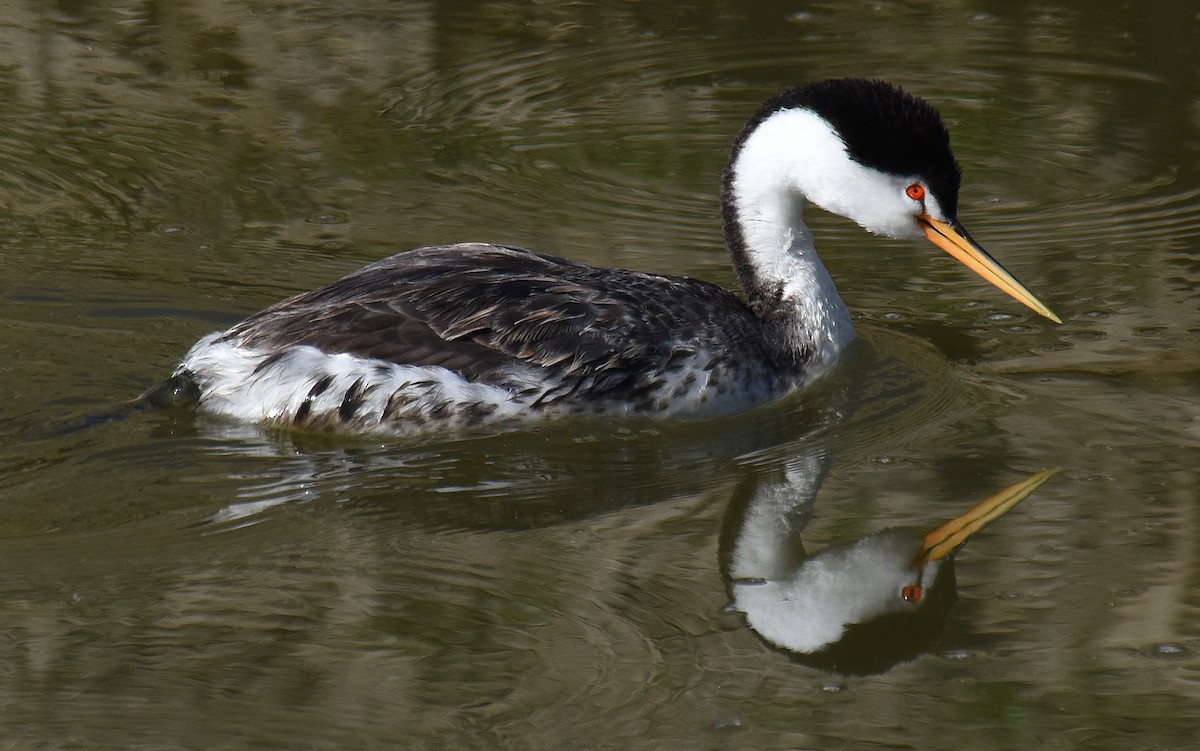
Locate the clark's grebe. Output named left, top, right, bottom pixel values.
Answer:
left=167, top=79, right=1059, bottom=433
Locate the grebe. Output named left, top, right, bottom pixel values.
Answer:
left=169, top=78, right=1059, bottom=433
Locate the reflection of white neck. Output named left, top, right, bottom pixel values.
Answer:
left=728, top=458, right=823, bottom=581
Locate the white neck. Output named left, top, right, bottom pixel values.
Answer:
left=724, top=108, right=865, bottom=377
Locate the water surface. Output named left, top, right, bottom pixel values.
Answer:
left=1, top=1, right=1198, bottom=748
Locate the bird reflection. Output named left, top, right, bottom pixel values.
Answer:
left=723, top=462, right=1058, bottom=675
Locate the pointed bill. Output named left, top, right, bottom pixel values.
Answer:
left=914, top=468, right=1060, bottom=567
left=920, top=216, right=1062, bottom=324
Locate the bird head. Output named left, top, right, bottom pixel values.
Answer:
left=728, top=78, right=1061, bottom=323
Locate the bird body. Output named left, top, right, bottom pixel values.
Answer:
left=171, top=79, right=1058, bottom=433
left=178, top=243, right=802, bottom=430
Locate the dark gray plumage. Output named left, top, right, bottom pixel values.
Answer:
left=218, top=243, right=800, bottom=414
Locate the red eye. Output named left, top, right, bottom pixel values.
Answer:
left=905, top=184, right=925, bottom=201
left=901, top=584, right=923, bottom=602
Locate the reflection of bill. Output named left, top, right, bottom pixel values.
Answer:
left=725, top=465, right=1058, bottom=675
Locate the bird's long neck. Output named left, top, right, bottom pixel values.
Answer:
left=720, top=112, right=855, bottom=377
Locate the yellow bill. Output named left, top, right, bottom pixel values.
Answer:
left=913, top=467, right=1060, bottom=567
left=920, top=216, right=1062, bottom=324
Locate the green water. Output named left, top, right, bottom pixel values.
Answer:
left=1, top=1, right=1198, bottom=748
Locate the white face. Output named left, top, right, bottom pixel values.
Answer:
left=830, top=171, right=952, bottom=240
left=734, top=107, right=952, bottom=240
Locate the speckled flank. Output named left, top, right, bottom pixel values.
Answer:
left=176, top=331, right=796, bottom=434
